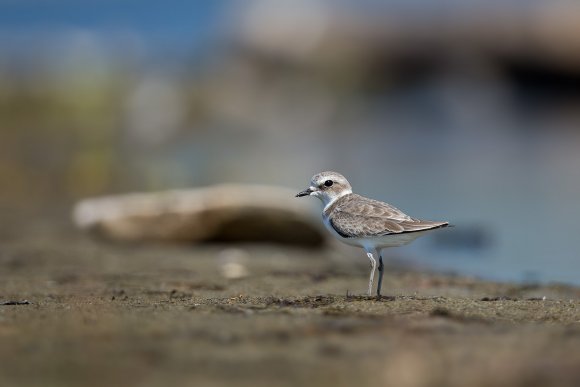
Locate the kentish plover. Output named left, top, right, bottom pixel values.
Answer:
left=296, top=171, right=449, bottom=297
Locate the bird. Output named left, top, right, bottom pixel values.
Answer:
left=296, top=171, right=449, bottom=297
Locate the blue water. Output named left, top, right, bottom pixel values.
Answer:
left=0, top=1, right=227, bottom=56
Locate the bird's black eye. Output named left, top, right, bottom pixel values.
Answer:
left=324, top=180, right=333, bottom=187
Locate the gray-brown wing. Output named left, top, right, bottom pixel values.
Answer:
left=329, top=194, right=448, bottom=238
left=335, top=194, right=413, bottom=222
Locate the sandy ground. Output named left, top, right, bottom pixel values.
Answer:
left=0, top=217, right=579, bottom=387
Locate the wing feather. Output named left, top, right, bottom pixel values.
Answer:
left=327, top=194, right=448, bottom=238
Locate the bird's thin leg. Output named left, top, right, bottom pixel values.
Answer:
left=377, top=254, right=384, bottom=297
left=365, top=251, right=377, bottom=296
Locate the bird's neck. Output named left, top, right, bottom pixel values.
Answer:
left=322, top=189, right=352, bottom=212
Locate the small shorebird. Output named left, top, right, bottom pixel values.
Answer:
left=296, top=171, right=448, bottom=297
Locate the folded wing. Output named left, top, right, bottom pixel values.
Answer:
left=328, top=194, right=448, bottom=238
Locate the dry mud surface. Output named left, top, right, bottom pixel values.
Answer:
left=0, top=220, right=579, bottom=387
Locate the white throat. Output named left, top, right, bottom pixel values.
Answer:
left=319, top=188, right=352, bottom=211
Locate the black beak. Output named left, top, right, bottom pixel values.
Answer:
left=295, top=188, right=313, bottom=197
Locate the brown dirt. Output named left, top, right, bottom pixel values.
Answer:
left=0, top=217, right=579, bottom=387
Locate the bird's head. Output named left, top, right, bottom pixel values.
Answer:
left=295, top=171, right=352, bottom=208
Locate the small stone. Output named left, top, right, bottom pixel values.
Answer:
left=219, top=248, right=250, bottom=280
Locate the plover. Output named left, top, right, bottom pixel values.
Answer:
left=296, top=171, right=448, bottom=297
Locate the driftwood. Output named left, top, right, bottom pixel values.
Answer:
left=73, top=184, right=326, bottom=247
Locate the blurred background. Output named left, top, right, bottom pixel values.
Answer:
left=1, top=0, right=580, bottom=285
